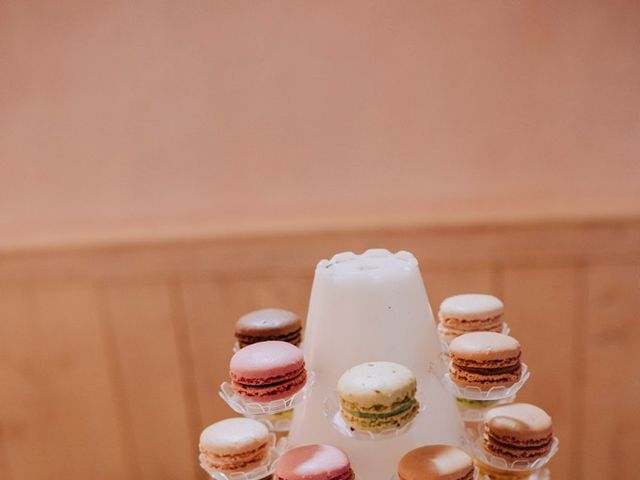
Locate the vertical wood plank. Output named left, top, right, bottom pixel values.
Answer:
left=422, top=266, right=497, bottom=318
left=583, top=263, right=640, bottom=479
left=0, top=286, right=33, bottom=480
left=103, top=281, right=198, bottom=480
left=0, top=431, right=9, bottom=480
left=179, top=274, right=313, bottom=429
left=502, top=266, right=578, bottom=479
left=0, top=283, right=132, bottom=479
left=34, top=283, right=133, bottom=479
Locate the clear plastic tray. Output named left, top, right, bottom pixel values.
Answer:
left=477, top=471, right=549, bottom=480
left=441, top=364, right=530, bottom=401
left=439, top=323, right=511, bottom=353
left=199, top=434, right=287, bottom=480
left=248, top=409, right=294, bottom=432
left=456, top=395, right=516, bottom=423
left=391, top=470, right=480, bottom=480
left=322, top=391, right=425, bottom=441
left=469, top=436, right=559, bottom=472
left=219, top=371, right=315, bottom=416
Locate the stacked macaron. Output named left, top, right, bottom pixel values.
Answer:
left=449, top=332, right=522, bottom=391
left=337, top=361, right=419, bottom=433
left=235, top=308, right=303, bottom=348
left=482, top=403, right=554, bottom=462
left=397, top=445, right=475, bottom=480
left=230, top=340, right=307, bottom=401
left=275, top=444, right=354, bottom=480
left=199, top=418, right=270, bottom=473
left=438, top=294, right=505, bottom=343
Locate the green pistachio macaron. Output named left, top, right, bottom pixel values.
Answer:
left=337, top=361, right=419, bottom=433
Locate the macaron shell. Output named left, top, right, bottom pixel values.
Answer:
left=230, top=341, right=305, bottom=381
left=235, top=309, right=302, bottom=346
left=484, top=403, right=553, bottom=443
left=200, top=418, right=269, bottom=454
left=275, top=444, right=353, bottom=480
left=199, top=418, right=270, bottom=472
left=439, top=294, right=504, bottom=320
left=397, top=445, right=475, bottom=480
left=449, top=332, right=521, bottom=362
left=338, top=361, right=417, bottom=407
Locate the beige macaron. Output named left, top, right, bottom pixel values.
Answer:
left=398, top=445, right=475, bottom=480
left=438, top=294, right=504, bottom=342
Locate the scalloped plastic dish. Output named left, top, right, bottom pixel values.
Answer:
left=470, top=436, right=559, bottom=472
left=441, top=364, right=530, bottom=401
left=219, top=371, right=315, bottom=416
left=391, top=470, right=480, bottom=480
left=248, top=409, right=294, bottom=432
left=456, top=395, right=516, bottom=423
left=199, top=434, right=287, bottom=480
left=322, top=391, right=425, bottom=441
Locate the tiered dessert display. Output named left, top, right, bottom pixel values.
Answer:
left=199, top=249, right=558, bottom=480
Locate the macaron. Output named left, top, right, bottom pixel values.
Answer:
left=397, top=445, right=475, bottom=480
left=230, top=340, right=307, bottom=401
left=449, top=332, right=522, bottom=390
left=275, top=444, right=354, bottom=480
left=337, top=361, right=419, bottom=433
left=199, top=418, right=270, bottom=473
left=438, top=294, right=504, bottom=343
left=483, top=403, right=553, bottom=461
left=235, top=308, right=303, bottom=348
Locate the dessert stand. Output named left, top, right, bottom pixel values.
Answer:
left=202, top=249, right=556, bottom=480
left=288, top=250, right=465, bottom=479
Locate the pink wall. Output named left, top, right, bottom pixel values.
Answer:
left=1, top=1, right=639, bottom=248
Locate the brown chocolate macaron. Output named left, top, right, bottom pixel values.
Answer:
left=235, top=308, right=302, bottom=348
left=483, top=403, right=553, bottom=462
left=449, top=332, right=522, bottom=391
left=398, top=445, right=475, bottom=480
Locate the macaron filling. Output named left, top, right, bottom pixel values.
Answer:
left=237, top=327, right=302, bottom=347
left=232, top=367, right=307, bottom=400
left=484, top=430, right=553, bottom=460
left=201, top=441, right=269, bottom=471
left=341, top=397, right=417, bottom=419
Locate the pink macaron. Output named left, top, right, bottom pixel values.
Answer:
left=275, top=444, right=354, bottom=480
left=229, top=340, right=307, bottom=401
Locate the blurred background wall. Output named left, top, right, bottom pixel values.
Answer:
left=1, top=1, right=639, bottom=479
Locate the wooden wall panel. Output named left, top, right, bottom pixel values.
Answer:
left=179, top=278, right=229, bottom=429
left=502, top=266, right=579, bottom=478
left=422, top=267, right=497, bottom=316
left=1, top=220, right=639, bottom=480
left=0, top=287, right=36, bottom=479
left=102, top=281, right=199, bottom=480
left=583, top=263, right=640, bottom=479
left=32, top=284, right=132, bottom=479
left=0, top=434, right=9, bottom=480
left=0, top=284, right=130, bottom=479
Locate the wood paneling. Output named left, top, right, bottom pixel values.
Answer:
left=502, top=266, right=579, bottom=479
left=423, top=267, right=497, bottom=314
left=102, top=281, right=199, bottom=480
left=583, top=263, right=640, bottom=479
left=0, top=287, right=35, bottom=479
left=1, top=219, right=639, bottom=479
